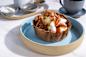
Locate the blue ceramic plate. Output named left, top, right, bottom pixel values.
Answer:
left=20, top=16, right=84, bottom=46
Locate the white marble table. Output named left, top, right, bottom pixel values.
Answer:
left=0, top=0, right=86, bottom=57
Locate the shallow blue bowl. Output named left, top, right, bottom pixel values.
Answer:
left=19, top=16, right=84, bottom=55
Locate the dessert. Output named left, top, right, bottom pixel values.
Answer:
left=33, top=10, right=72, bottom=42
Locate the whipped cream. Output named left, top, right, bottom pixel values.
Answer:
left=50, top=21, right=56, bottom=33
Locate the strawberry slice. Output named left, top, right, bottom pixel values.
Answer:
left=56, top=18, right=67, bottom=27
left=55, top=20, right=59, bottom=27
left=56, top=26, right=67, bottom=33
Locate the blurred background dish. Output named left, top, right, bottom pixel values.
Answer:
left=0, top=6, right=15, bottom=16
left=34, top=0, right=45, bottom=4
left=20, top=3, right=38, bottom=13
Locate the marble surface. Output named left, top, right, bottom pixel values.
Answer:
left=0, top=0, right=86, bottom=57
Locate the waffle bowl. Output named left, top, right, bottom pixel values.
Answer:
left=33, top=10, right=72, bottom=42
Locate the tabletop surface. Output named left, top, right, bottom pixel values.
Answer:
left=0, top=0, right=86, bottom=57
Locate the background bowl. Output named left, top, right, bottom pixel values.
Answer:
left=20, top=3, right=38, bottom=13
left=19, top=16, right=84, bottom=55
left=0, top=6, right=15, bottom=16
